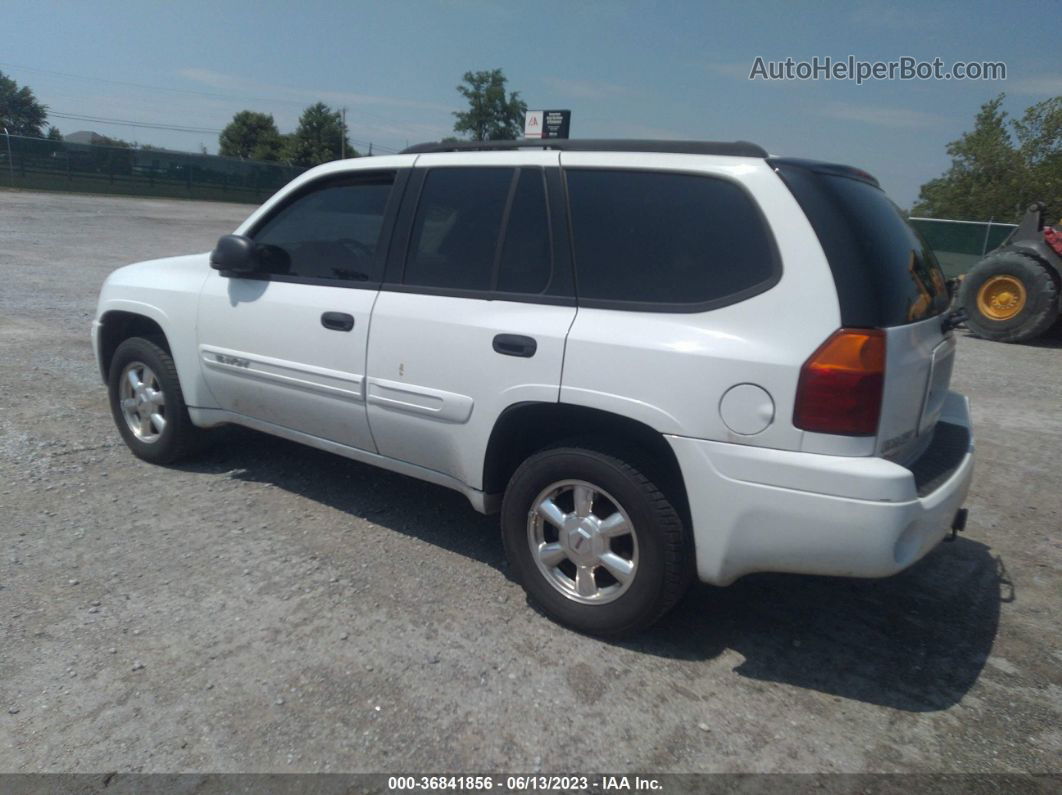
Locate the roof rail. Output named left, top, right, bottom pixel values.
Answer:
left=401, top=138, right=768, bottom=158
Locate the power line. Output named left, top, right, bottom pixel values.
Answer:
left=0, top=60, right=314, bottom=107
left=48, top=111, right=222, bottom=135
left=47, top=110, right=400, bottom=154
left=1, top=60, right=431, bottom=150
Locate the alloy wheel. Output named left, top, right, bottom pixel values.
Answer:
left=527, top=479, right=639, bottom=604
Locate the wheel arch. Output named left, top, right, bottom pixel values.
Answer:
left=97, top=310, right=173, bottom=383
left=482, top=402, right=690, bottom=521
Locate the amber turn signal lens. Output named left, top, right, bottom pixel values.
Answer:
left=793, top=329, right=886, bottom=436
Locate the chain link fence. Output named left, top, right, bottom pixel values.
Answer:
left=0, top=132, right=306, bottom=204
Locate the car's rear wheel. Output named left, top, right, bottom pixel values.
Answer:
left=108, top=337, right=203, bottom=464
left=960, top=253, right=1059, bottom=343
left=501, top=442, right=692, bottom=636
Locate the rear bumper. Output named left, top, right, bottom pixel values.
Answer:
left=666, top=391, right=974, bottom=585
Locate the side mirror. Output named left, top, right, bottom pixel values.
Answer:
left=210, top=234, right=257, bottom=274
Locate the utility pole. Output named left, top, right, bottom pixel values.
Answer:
left=340, top=107, right=347, bottom=159
left=2, top=127, right=13, bottom=188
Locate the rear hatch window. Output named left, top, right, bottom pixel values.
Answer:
left=771, top=159, right=950, bottom=327
left=774, top=159, right=957, bottom=465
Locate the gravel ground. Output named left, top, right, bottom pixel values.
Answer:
left=0, top=189, right=1060, bottom=776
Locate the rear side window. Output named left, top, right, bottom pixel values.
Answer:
left=403, top=167, right=554, bottom=295
left=773, top=162, right=950, bottom=326
left=565, top=169, right=779, bottom=308
left=405, top=168, right=509, bottom=291
left=497, top=169, right=551, bottom=293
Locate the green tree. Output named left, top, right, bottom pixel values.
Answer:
left=0, top=70, right=48, bottom=136
left=285, top=103, right=354, bottom=167
left=219, top=110, right=284, bottom=161
left=912, top=94, right=1061, bottom=222
left=93, top=134, right=133, bottom=148
left=40, top=125, right=64, bottom=154
left=1014, top=97, right=1062, bottom=221
left=452, top=69, right=527, bottom=141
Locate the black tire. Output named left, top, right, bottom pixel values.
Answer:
left=960, top=252, right=1059, bottom=343
left=501, top=441, right=693, bottom=636
left=107, top=336, right=204, bottom=465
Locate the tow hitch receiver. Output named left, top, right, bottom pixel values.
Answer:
left=945, top=508, right=969, bottom=542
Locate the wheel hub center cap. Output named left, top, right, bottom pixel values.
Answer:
left=564, top=519, right=601, bottom=565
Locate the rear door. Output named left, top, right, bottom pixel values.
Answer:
left=773, top=161, right=954, bottom=463
left=197, top=170, right=403, bottom=451
left=365, top=152, right=576, bottom=489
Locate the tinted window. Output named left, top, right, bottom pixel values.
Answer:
left=773, top=162, right=950, bottom=326
left=405, top=168, right=513, bottom=291
left=565, top=169, right=778, bottom=306
left=252, top=176, right=393, bottom=282
left=497, top=169, right=551, bottom=294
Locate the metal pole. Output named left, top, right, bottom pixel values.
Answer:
left=3, top=127, right=14, bottom=188
left=981, top=216, right=994, bottom=256
left=340, top=107, right=347, bottom=159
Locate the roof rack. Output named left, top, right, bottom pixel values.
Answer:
left=401, top=138, right=768, bottom=158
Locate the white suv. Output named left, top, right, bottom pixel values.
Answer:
left=93, top=139, right=974, bottom=635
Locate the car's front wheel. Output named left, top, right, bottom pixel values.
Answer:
left=108, top=336, right=203, bottom=464
left=501, top=442, right=692, bottom=636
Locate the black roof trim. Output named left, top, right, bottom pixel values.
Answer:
left=402, top=138, right=768, bottom=158
left=767, top=157, right=880, bottom=188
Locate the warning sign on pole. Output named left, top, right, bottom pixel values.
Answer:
left=524, top=109, right=571, bottom=139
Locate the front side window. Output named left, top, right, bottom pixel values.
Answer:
left=565, top=169, right=779, bottom=307
left=251, top=175, right=394, bottom=283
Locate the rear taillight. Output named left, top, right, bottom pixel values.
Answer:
left=793, top=328, right=885, bottom=436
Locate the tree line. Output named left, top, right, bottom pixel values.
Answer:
left=3, top=66, right=1056, bottom=220
left=218, top=103, right=353, bottom=166
left=217, top=69, right=526, bottom=165
left=912, top=94, right=1060, bottom=223
left=1, top=67, right=524, bottom=168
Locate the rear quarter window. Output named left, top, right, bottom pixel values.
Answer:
left=564, top=169, right=780, bottom=310
left=773, top=161, right=950, bottom=327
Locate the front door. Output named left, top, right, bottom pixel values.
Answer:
left=198, top=170, right=401, bottom=451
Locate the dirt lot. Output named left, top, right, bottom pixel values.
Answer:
left=1, top=189, right=1060, bottom=776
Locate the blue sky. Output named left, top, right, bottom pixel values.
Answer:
left=2, top=0, right=1059, bottom=206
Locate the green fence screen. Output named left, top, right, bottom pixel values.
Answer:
left=0, top=133, right=305, bottom=204
left=909, top=217, right=1016, bottom=279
